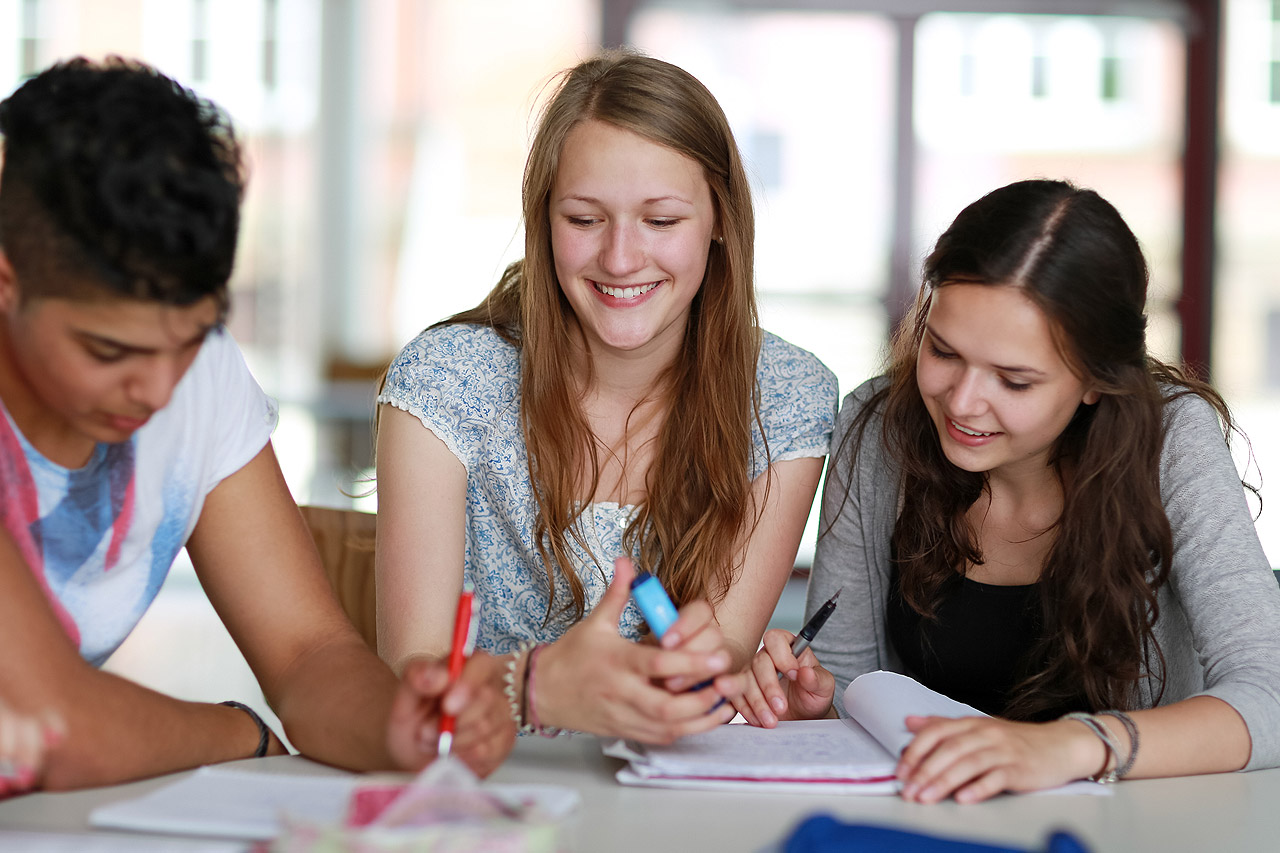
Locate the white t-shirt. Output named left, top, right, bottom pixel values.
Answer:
left=0, top=329, right=277, bottom=665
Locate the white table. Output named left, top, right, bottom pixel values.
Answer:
left=3, top=734, right=1279, bottom=852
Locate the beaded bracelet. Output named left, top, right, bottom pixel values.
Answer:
left=1060, top=711, right=1124, bottom=783
left=501, top=641, right=563, bottom=737
left=503, top=640, right=538, bottom=735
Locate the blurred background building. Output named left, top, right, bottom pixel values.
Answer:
left=2, top=0, right=1275, bottom=727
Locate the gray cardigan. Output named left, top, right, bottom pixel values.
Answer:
left=807, top=377, right=1280, bottom=771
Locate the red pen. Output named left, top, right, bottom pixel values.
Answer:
left=437, top=585, right=478, bottom=758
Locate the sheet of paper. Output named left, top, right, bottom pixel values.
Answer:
left=89, top=767, right=359, bottom=840
left=0, top=829, right=246, bottom=851
left=611, top=719, right=899, bottom=784
left=89, top=765, right=584, bottom=841
left=614, top=767, right=900, bottom=795
left=844, top=671, right=1108, bottom=797
left=844, top=670, right=985, bottom=758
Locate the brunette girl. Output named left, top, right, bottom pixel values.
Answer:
left=737, top=179, right=1280, bottom=801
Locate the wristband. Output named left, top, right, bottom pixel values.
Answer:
left=220, top=700, right=271, bottom=758
left=525, top=644, right=562, bottom=737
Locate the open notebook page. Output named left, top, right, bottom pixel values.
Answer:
left=610, top=718, right=897, bottom=782
left=844, top=671, right=1107, bottom=797
left=843, top=670, right=986, bottom=758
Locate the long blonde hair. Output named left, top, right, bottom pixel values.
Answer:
left=445, top=50, right=763, bottom=621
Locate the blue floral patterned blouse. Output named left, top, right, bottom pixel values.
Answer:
left=378, top=323, right=838, bottom=653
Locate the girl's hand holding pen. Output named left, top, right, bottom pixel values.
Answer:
left=735, top=587, right=841, bottom=727
left=733, top=628, right=836, bottom=728
left=647, top=597, right=734, bottom=694
left=528, top=557, right=739, bottom=743
left=386, top=652, right=514, bottom=778
left=629, top=563, right=743, bottom=696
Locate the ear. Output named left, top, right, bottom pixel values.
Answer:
left=0, top=249, right=18, bottom=313
left=1082, top=387, right=1101, bottom=406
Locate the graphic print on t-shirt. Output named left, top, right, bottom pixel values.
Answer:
left=0, top=409, right=88, bottom=645
left=1, top=330, right=279, bottom=666
left=33, top=440, right=136, bottom=585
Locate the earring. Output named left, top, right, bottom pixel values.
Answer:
left=713, top=235, right=724, bottom=245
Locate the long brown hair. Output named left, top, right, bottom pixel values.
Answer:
left=445, top=50, right=762, bottom=621
left=842, top=179, right=1235, bottom=718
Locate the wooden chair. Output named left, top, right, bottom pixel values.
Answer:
left=298, top=504, right=378, bottom=652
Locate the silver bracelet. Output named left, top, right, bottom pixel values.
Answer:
left=1097, top=710, right=1140, bottom=780
left=503, top=641, right=537, bottom=735
left=1061, top=711, right=1124, bottom=783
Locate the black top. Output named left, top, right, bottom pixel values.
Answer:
left=886, top=562, right=1082, bottom=720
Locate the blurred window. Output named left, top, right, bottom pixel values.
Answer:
left=1221, top=0, right=1280, bottom=561
left=0, top=0, right=1275, bottom=563
left=262, top=0, right=278, bottom=90
left=628, top=6, right=1186, bottom=563
left=913, top=12, right=1184, bottom=363
left=20, top=0, right=42, bottom=75
left=191, top=0, right=208, bottom=82
left=630, top=8, right=897, bottom=399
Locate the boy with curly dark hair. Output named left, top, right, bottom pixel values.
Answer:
left=0, top=58, right=513, bottom=795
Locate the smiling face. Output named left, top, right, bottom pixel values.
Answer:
left=0, top=258, right=219, bottom=466
left=915, top=283, right=1099, bottom=484
left=549, top=120, right=716, bottom=364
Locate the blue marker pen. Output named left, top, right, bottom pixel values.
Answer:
left=630, top=570, right=679, bottom=640
left=629, top=569, right=723, bottom=709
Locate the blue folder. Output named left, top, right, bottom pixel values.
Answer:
left=781, top=815, right=1091, bottom=853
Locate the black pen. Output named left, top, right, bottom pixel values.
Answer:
left=779, top=587, right=841, bottom=680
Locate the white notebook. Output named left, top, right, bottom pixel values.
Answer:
left=609, top=670, right=1106, bottom=796
left=90, top=767, right=360, bottom=840
left=89, top=765, right=582, bottom=841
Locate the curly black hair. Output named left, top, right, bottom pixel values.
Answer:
left=0, top=56, right=243, bottom=314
